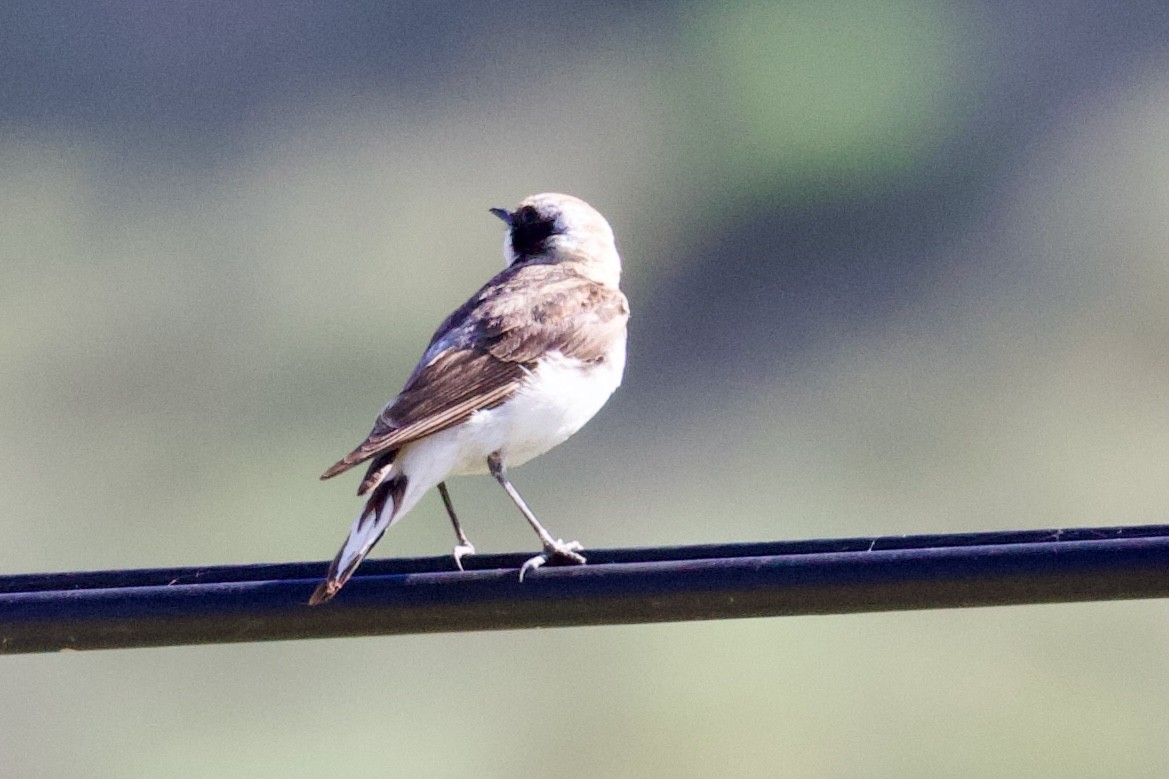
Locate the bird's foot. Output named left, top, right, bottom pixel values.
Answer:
left=452, top=541, right=476, bottom=571
left=518, top=540, right=586, bottom=581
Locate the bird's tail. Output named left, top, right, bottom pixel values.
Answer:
left=308, top=475, right=407, bottom=605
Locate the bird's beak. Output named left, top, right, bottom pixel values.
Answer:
left=489, top=207, right=512, bottom=226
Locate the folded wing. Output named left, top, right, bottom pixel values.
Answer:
left=320, top=265, right=628, bottom=481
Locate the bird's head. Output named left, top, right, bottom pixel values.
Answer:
left=490, top=193, right=621, bottom=286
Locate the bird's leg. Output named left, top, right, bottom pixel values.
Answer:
left=437, top=481, right=475, bottom=570
left=487, top=452, right=586, bottom=581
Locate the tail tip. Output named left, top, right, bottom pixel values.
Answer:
left=308, top=580, right=340, bottom=606
left=320, top=458, right=352, bottom=481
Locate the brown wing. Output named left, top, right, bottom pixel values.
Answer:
left=320, top=264, right=628, bottom=481
left=320, top=348, right=524, bottom=479
left=484, top=275, right=628, bottom=364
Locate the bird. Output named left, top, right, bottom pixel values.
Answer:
left=309, top=193, right=629, bottom=605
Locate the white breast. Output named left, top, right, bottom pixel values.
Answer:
left=391, top=336, right=626, bottom=501
left=493, top=341, right=627, bottom=468
left=413, top=343, right=622, bottom=477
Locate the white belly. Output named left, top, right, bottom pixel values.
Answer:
left=394, top=342, right=626, bottom=486
left=487, top=344, right=626, bottom=469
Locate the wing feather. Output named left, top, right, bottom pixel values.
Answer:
left=320, top=349, right=522, bottom=479
left=320, top=264, right=628, bottom=481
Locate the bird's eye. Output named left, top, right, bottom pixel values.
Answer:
left=510, top=207, right=557, bottom=258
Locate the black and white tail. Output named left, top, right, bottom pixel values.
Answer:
left=308, top=475, right=406, bottom=605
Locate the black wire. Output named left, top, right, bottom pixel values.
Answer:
left=1, top=525, right=1165, bottom=654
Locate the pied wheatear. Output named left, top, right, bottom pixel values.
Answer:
left=310, top=193, right=628, bottom=604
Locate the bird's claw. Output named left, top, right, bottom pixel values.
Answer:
left=452, top=542, right=476, bottom=571
left=518, top=540, right=586, bottom=581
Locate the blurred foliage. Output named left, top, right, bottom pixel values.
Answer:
left=675, top=0, right=982, bottom=194
left=0, top=1, right=1166, bottom=776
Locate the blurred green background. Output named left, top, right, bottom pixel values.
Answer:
left=1, top=1, right=1166, bottom=776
